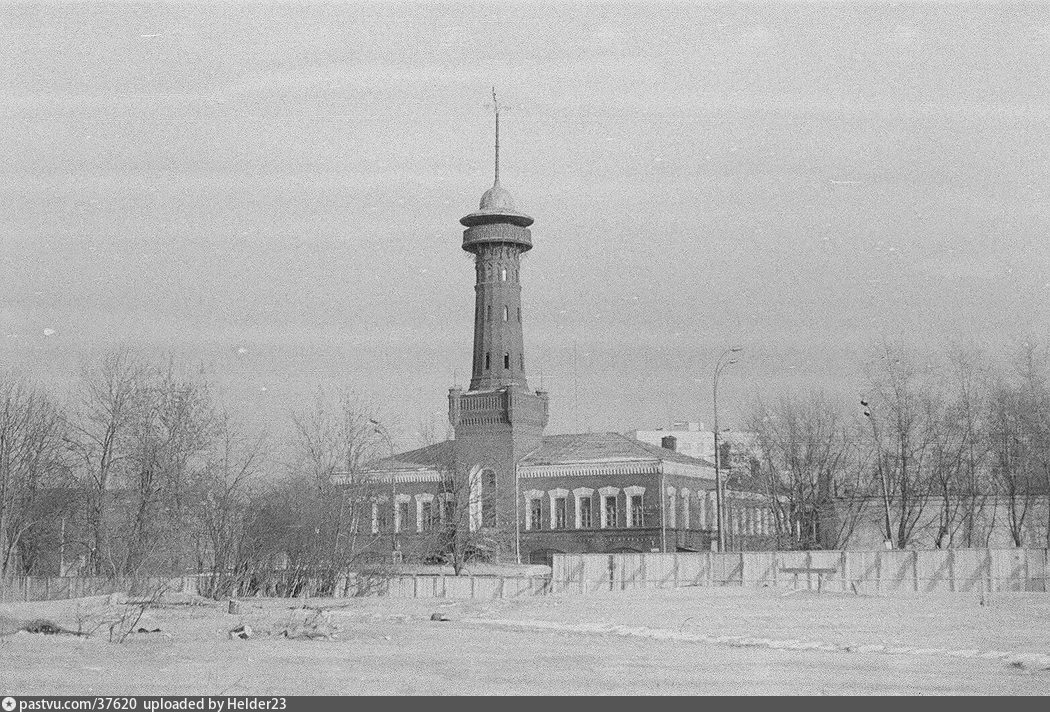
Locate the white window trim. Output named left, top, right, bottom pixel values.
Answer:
left=572, top=487, right=595, bottom=529
left=415, top=493, right=434, bottom=531
left=598, top=486, right=620, bottom=529
left=523, top=489, right=544, bottom=531
left=394, top=493, right=412, bottom=533
left=548, top=488, right=570, bottom=530
left=624, top=486, right=645, bottom=528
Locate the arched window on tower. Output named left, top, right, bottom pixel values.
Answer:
left=519, top=353, right=525, bottom=370
left=485, top=352, right=490, bottom=370
left=517, top=307, right=521, bottom=323
left=500, top=267, right=507, bottom=282
left=504, top=353, right=510, bottom=370
left=486, top=305, right=492, bottom=322
left=481, top=469, right=497, bottom=527
left=502, top=305, right=509, bottom=322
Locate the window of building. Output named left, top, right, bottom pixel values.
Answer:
left=502, top=305, right=509, bottom=321
left=630, top=495, right=644, bottom=528
left=485, top=352, right=490, bottom=370
left=503, top=353, right=510, bottom=370
left=579, top=497, right=592, bottom=528
left=443, top=498, right=455, bottom=524
left=517, top=307, right=522, bottom=322
left=397, top=501, right=411, bottom=532
left=481, top=469, right=496, bottom=527
left=519, top=353, right=525, bottom=370
left=377, top=505, right=391, bottom=533
left=530, top=498, right=542, bottom=531
left=554, top=497, right=567, bottom=529
left=500, top=267, right=507, bottom=281
left=604, top=496, right=617, bottom=528
left=420, top=501, right=434, bottom=532
left=486, top=305, right=492, bottom=321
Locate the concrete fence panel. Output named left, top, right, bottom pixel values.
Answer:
left=547, top=548, right=1049, bottom=598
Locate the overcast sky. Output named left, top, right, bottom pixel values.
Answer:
left=2, top=1, right=1048, bottom=446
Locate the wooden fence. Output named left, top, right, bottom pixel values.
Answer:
left=550, top=548, right=1050, bottom=595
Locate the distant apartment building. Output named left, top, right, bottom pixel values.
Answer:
left=632, top=422, right=760, bottom=475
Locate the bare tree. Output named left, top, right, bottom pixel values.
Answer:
left=193, top=411, right=266, bottom=598
left=927, top=346, right=991, bottom=548
left=119, top=358, right=214, bottom=577
left=862, top=343, right=941, bottom=549
left=987, top=342, right=1049, bottom=547
left=68, top=349, right=222, bottom=577
left=227, top=390, right=390, bottom=597
left=749, top=392, right=868, bottom=550
left=0, top=377, right=70, bottom=575
left=67, top=347, right=144, bottom=576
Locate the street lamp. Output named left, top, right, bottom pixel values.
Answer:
left=370, top=419, right=400, bottom=563
left=861, top=400, right=894, bottom=549
left=713, top=346, right=743, bottom=552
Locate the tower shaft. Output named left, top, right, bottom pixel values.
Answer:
left=469, top=241, right=528, bottom=391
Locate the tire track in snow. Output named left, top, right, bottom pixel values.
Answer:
left=463, top=617, right=1050, bottom=671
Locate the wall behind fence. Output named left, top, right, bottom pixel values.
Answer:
left=0, top=576, right=201, bottom=604
left=550, top=548, right=1050, bottom=595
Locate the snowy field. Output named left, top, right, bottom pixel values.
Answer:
left=2, top=587, right=1049, bottom=695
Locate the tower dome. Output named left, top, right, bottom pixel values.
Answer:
left=462, top=179, right=534, bottom=228
left=479, top=182, right=517, bottom=211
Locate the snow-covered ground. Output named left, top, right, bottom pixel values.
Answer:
left=2, top=587, right=1048, bottom=695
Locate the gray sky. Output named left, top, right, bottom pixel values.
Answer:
left=2, top=1, right=1048, bottom=446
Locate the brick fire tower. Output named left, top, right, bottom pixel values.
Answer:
left=447, top=91, right=549, bottom=558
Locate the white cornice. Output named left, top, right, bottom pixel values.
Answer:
left=334, top=469, right=443, bottom=485
left=519, top=459, right=714, bottom=480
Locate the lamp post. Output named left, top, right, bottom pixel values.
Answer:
left=370, top=420, right=399, bottom=563
left=713, top=346, right=743, bottom=552
left=861, top=400, right=894, bottom=549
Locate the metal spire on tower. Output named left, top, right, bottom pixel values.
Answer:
left=492, top=87, right=500, bottom=186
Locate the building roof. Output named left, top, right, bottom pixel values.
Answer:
left=520, top=432, right=715, bottom=468
left=366, top=440, right=455, bottom=472
left=358, top=432, right=715, bottom=478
